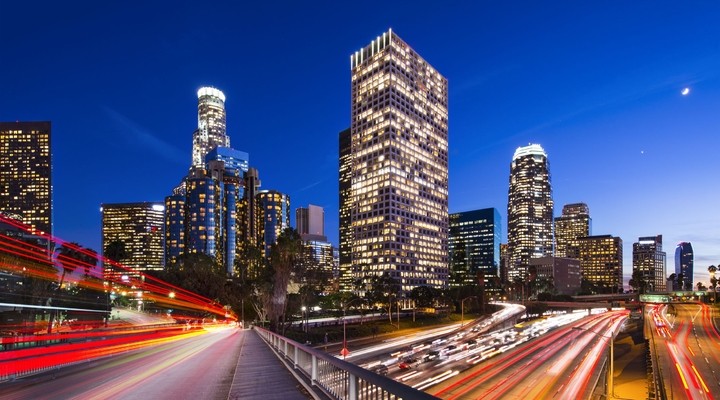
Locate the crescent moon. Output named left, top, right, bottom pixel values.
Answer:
left=681, top=87, right=690, bottom=96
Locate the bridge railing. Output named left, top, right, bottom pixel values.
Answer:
left=254, top=326, right=437, bottom=400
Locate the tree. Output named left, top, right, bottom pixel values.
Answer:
left=697, top=281, right=707, bottom=291
left=364, top=271, right=400, bottom=324
left=667, top=273, right=677, bottom=291
left=629, top=269, right=648, bottom=294
left=266, top=228, right=303, bottom=332
left=409, top=286, right=437, bottom=308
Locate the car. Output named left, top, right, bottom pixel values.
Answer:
left=373, top=365, right=389, bottom=375
left=398, top=362, right=411, bottom=370
left=423, top=351, right=440, bottom=362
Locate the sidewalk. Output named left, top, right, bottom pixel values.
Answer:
left=227, top=329, right=318, bottom=400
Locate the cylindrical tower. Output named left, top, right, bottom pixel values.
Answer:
left=191, top=87, right=229, bottom=168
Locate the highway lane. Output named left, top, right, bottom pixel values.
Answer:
left=650, top=303, right=720, bottom=399
left=0, top=326, right=242, bottom=400
left=430, top=310, right=628, bottom=399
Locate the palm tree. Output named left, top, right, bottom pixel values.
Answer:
left=267, top=228, right=303, bottom=332
left=708, top=265, right=717, bottom=302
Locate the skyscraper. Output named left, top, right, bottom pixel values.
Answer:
left=296, top=204, right=335, bottom=293
left=191, top=87, right=229, bottom=168
left=101, top=202, right=165, bottom=277
left=257, top=190, right=290, bottom=258
left=577, top=235, right=623, bottom=293
left=338, top=128, right=352, bottom=292
left=296, top=204, right=324, bottom=238
left=0, top=121, right=51, bottom=235
left=633, top=235, right=667, bottom=292
left=507, top=144, right=553, bottom=281
left=675, top=242, right=694, bottom=291
left=349, top=29, right=449, bottom=293
left=554, top=203, right=591, bottom=259
left=448, top=208, right=501, bottom=287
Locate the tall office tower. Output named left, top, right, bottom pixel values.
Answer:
left=577, top=235, right=623, bottom=293
left=349, top=29, right=449, bottom=293
left=633, top=235, right=667, bottom=292
left=257, top=190, right=290, bottom=258
left=296, top=204, right=335, bottom=293
left=507, top=144, right=554, bottom=281
left=529, top=256, right=581, bottom=295
left=448, top=208, right=501, bottom=287
left=674, top=242, right=694, bottom=291
left=499, top=244, right=509, bottom=284
left=101, top=202, right=165, bottom=278
left=164, top=194, right=185, bottom=265
left=338, top=127, right=352, bottom=292
left=0, top=122, right=51, bottom=235
left=166, top=147, right=248, bottom=275
left=296, top=204, right=325, bottom=237
left=191, top=87, right=229, bottom=168
left=554, top=203, right=591, bottom=259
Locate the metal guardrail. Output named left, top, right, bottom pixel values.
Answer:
left=254, top=327, right=438, bottom=400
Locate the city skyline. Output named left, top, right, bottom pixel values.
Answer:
left=2, top=2, right=719, bottom=287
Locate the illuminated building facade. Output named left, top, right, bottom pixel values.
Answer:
left=257, top=190, right=290, bottom=258
left=101, top=202, right=165, bottom=277
left=554, top=203, right=591, bottom=259
left=338, top=128, right=352, bottom=291
left=507, top=144, right=553, bottom=281
left=0, top=121, right=51, bottom=236
left=577, top=235, right=623, bottom=293
left=448, top=208, right=501, bottom=287
left=164, top=194, right=185, bottom=265
left=633, top=235, right=666, bottom=292
left=674, top=242, right=693, bottom=291
left=192, top=87, right=229, bottom=168
left=296, top=204, right=335, bottom=292
left=349, top=29, right=449, bottom=293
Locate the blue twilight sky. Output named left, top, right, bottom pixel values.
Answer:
left=2, top=1, right=719, bottom=287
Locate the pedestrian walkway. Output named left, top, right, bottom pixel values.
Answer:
left=227, top=328, right=319, bottom=400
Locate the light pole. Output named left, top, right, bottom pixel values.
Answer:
left=461, top=296, right=477, bottom=327
left=341, top=298, right=367, bottom=359
left=301, top=306, right=307, bottom=333
left=572, top=326, right=615, bottom=398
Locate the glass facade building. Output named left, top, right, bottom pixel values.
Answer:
left=349, top=29, right=449, bottom=293
left=257, top=190, right=290, bottom=258
left=554, top=203, right=591, bottom=259
left=674, top=242, right=694, bottom=291
left=192, top=87, right=229, bottom=168
left=101, top=202, right=165, bottom=278
left=0, top=121, right=51, bottom=236
left=448, top=208, right=501, bottom=287
left=338, top=128, right=352, bottom=291
left=507, top=144, right=554, bottom=281
left=633, top=235, right=667, bottom=292
left=577, top=235, right=623, bottom=293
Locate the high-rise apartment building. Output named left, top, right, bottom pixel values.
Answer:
left=0, top=121, right=51, bottom=235
left=554, top=203, right=591, bottom=259
left=633, top=235, right=666, bottom=292
left=101, top=202, right=165, bottom=278
left=674, top=242, right=694, bottom=291
left=349, top=29, right=449, bottom=293
left=577, top=235, right=623, bottom=293
left=192, top=87, right=229, bottom=168
left=257, top=190, right=290, bottom=258
left=338, top=128, right=352, bottom=291
left=507, top=144, right=553, bottom=281
left=296, top=204, right=324, bottom=238
left=448, top=208, right=501, bottom=287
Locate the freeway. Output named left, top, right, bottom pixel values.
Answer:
left=430, top=310, right=627, bottom=399
left=648, top=303, right=720, bottom=399
left=0, top=326, right=242, bottom=400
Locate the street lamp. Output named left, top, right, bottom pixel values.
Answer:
left=341, top=298, right=368, bottom=359
left=301, top=306, right=307, bottom=333
left=461, top=296, right=477, bottom=327
left=572, top=326, right=615, bottom=398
